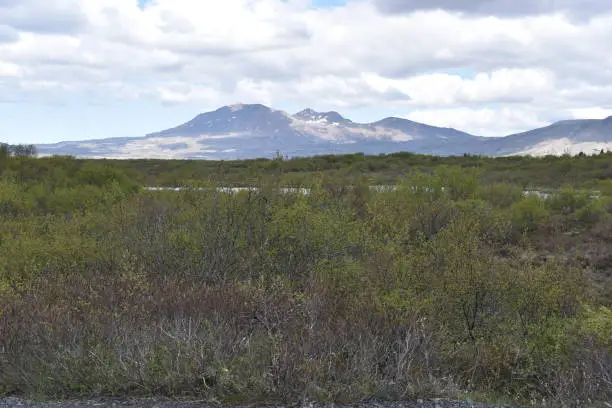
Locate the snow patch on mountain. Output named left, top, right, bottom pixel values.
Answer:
left=81, top=135, right=246, bottom=159
left=78, top=143, right=100, bottom=149
left=290, top=118, right=413, bottom=142
left=514, top=138, right=612, bottom=156
left=197, top=133, right=243, bottom=140
left=115, top=136, right=210, bottom=159
left=229, top=103, right=245, bottom=112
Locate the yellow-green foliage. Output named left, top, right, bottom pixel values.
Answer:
left=478, top=182, right=525, bottom=208
left=547, top=186, right=591, bottom=214
left=582, top=305, right=612, bottom=346
left=510, top=195, right=549, bottom=232
left=575, top=197, right=609, bottom=224
left=0, top=156, right=609, bottom=405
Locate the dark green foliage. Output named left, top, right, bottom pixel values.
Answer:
left=0, top=143, right=37, bottom=158
left=0, top=154, right=610, bottom=406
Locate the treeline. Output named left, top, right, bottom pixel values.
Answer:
left=0, top=154, right=610, bottom=405
left=0, top=143, right=37, bottom=158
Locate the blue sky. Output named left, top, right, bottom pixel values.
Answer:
left=1, top=0, right=611, bottom=144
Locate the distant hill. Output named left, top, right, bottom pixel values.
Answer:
left=484, top=117, right=612, bottom=156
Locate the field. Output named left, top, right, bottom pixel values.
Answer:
left=0, top=151, right=610, bottom=406
left=99, top=151, right=612, bottom=190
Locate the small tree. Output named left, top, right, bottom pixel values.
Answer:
left=0, top=143, right=37, bottom=158
left=25, top=144, right=37, bottom=157
left=12, top=144, right=37, bottom=157
left=0, top=143, right=8, bottom=158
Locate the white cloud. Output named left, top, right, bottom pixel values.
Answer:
left=405, top=107, right=550, bottom=136
left=155, top=82, right=219, bottom=105
left=0, top=0, right=611, bottom=137
left=0, top=0, right=87, bottom=33
left=0, top=60, right=21, bottom=77
left=362, top=68, right=555, bottom=106
left=569, top=107, right=612, bottom=119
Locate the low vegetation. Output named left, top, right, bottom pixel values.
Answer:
left=0, top=153, right=610, bottom=406
left=94, top=150, right=612, bottom=192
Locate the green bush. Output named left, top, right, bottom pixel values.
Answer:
left=547, top=186, right=591, bottom=215
left=510, top=195, right=549, bottom=232
left=478, top=182, right=524, bottom=208
left=575, top=198, right=609, bottom=225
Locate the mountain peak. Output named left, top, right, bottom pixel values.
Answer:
left=324, top=111, right=350, bottom=124
left=221, top=103, right=272, bottom=113
left=293, top=108, right=350, bottom=124
left=376, top=116, right=410, bottom=123
left=295, top=108, right=317, bottom=117
left=373, top=117, right=418, bottom=127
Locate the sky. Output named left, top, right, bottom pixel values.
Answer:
left=1, top=0, right=612, bottom=144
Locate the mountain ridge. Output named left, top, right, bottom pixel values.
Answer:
left=34, top=103, right=612, bottom=159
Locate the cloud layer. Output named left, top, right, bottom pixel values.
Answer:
left=374, top=0, right=612, bottom=18
left=1, top=0, right=612, bottom=137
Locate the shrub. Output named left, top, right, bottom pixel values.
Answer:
left=510, top=195, right=549, bottom=233
left=547, top=186, right=591, bottom=215
left=0, top=162, right=609, bottom=406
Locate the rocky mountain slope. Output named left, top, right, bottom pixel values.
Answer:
left=484, top=117, right=612, bottom=156
left=34, top=104, right=612, bottom=159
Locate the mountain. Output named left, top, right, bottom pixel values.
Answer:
left=35, top=104, right=612, bottom=159
left=482, top=117, right=612, bottom=156
left=153, top=104, right=293, bottom=136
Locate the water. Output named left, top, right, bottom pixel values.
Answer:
left=144, top=185, right=560, bottom=198
left=144, top=185, right=402, bottom=194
